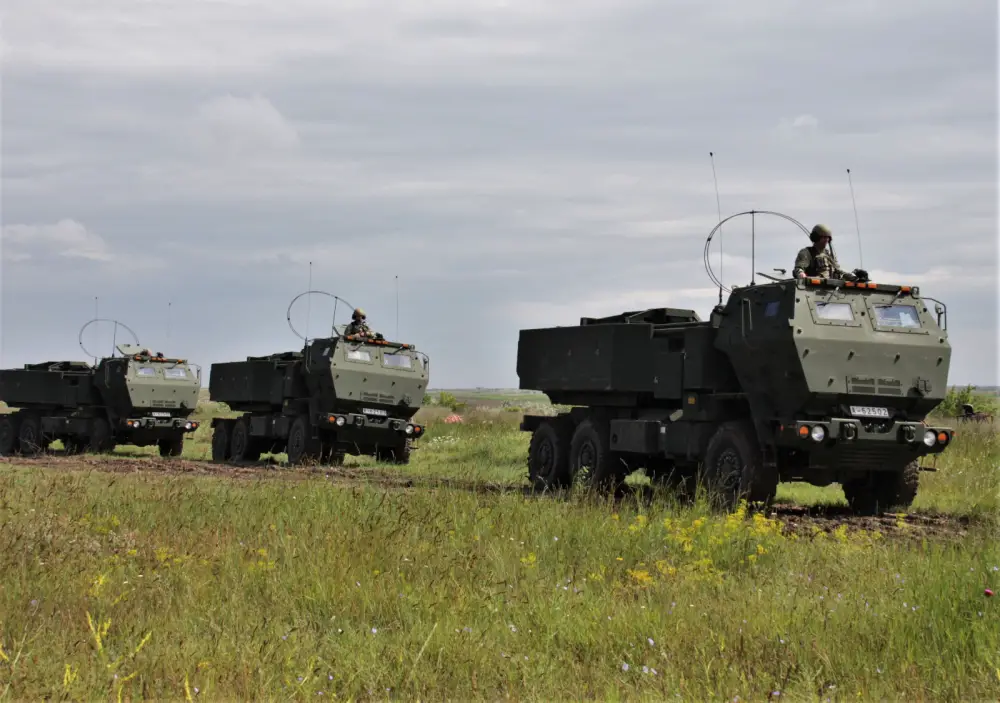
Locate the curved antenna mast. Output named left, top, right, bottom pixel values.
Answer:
left=704, top=210, right=810, bottom=294
left=286, top=290, right=355, bottom=343
left=78, top=318, right=141, bottom=360
left=709, top=151, right=724, bottom=305
left=846, top=168, right=864, bottom=269
left=750, top=210, right=756, bottom=286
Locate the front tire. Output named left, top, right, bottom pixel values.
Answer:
left=158, top=434, right=184, bottom=458
left=286, top=416, right=321, bottom=466
left=842, top=461, right=919, bottom=516
left=376, top=439, right=411, bottom=464
left=701, top=420, right=777, bottom=511
left=89, top=416, right=115, bottom=454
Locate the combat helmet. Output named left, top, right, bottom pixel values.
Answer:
left=809, top=224, right=832, bottom=243
left=352, top=308, right=366, bottom=320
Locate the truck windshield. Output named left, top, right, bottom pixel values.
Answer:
left=164, top=367, right=188, bottom=379
left=135, top=367, right=156, bottom=376
left=873, top=304, right=921, bottom=329
left=346, top=349, right=372, bottom=362
left=383, top=353, right=412, bottom=369
left=815, top=302, right=854, bottom=321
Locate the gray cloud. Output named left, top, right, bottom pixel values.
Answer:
left=1, top=0, right=996, bottom=388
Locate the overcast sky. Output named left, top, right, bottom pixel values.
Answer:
left=1, top=0, right=997, bottom=389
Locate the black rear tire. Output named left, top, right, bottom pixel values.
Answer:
left=527, top=419, right=571, bottom=491
left=211, top=422, right=231, bottom=462
left=63, top=437, right=86, bottom=455
left=568, top=417, right=626, bottom=494
left=18, top=414, right=43, bottom=456
left=0, top=415, right=18, bottom=456
left=229, top=418, right=261, bottom=462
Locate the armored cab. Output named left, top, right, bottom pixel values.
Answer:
left=517, top=213, right=954, bottom=515
left=208, top=326, right=430, bottom=466
left=0, top=342, right=202, bottom=458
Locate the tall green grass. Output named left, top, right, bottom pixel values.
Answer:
left=0, top=406, right=997, bottom=699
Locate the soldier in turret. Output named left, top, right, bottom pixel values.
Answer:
left=793, top=224, right=863, bottom=281
left=345, top=308, right=373, bottom=337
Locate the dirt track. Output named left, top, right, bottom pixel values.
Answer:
left=0, top=453, right=984, bottom=541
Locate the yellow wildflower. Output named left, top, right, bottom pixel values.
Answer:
left=626, top=569, right=654, bottom=586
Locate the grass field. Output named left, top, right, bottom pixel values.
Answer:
left=1, top=392, right=999, bottom=700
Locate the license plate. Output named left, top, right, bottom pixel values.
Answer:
left=850, top=406, right=890, bottom=418
left=151, top=412, right=171, bottom=418
left=362, top=408, right=387, bottom=417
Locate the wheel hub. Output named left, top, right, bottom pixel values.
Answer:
left=716, top=448, right=742, bottom=490
left=537, top=439, right=554, bottom=471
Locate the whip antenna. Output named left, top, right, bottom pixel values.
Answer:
left=305, top=261, right=313, bottom=344
left=709, top=151, right=724, bottom=304
left=93, top=297, right=99, bottom=364
left=395, top=275, right=399, bottom=340
left=846, top=168, right=864, bottom=269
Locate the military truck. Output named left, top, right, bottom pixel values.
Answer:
left=516, top=210, right=954, bottom=515
left=208, top=292, right=430, bottom=466
left=0, top=320, right=202, bottom=458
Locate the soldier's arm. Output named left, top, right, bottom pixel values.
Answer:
left=792, top=249, right=811, bottom=278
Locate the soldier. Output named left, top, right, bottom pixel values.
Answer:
left=793, top=224, right=861, bottom=281
left=345, top=308, right=373, bottom=337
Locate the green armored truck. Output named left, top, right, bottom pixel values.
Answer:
left=208, top=293, right=430, bottom=466
left=516, top=211, right=954, bottom=515
left=0, top=320, right=202, bottom=458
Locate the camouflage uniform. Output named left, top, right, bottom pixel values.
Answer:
left=345, top=308, right=373, bottom=337
left=793, top=224, right=856, bottom=280
left=793, top=245, right=845, bottom=279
